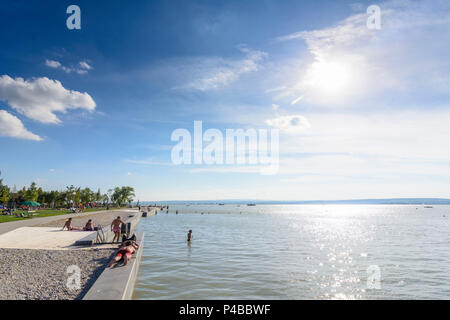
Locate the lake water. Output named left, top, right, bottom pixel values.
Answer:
left=133, top=204, right=450, bottom=299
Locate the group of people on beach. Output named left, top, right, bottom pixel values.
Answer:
left=61, top=215, right=126, bottom=242
left=62, top=216, right=123, bottom=233
left=60, top=214, right=139, bottom=267
left=62, top=218, right=96, bottom=231
left=61, top=209, right=192, bottom=269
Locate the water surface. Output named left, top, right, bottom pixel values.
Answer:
left=134, top=205, right=450, bottom=299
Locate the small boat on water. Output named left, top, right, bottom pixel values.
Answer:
left=218, top=203, right=225, bottom=206
left=424, top=206, right=433, bottom=208
left=247, top=203, right=256, bottom=206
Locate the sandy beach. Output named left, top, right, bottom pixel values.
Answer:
left=0, top=247, right=115, bottom=300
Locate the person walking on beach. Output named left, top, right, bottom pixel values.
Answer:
left=187, top=230, right=193, bottom=242
left=111, top=216, right=125, bottom=242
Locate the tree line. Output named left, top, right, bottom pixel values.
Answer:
left=0, top=179, right=135, bottom=208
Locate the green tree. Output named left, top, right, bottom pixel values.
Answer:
left=74, top=187, right=81, bottom=205
left=0, top=179, right=135, bottom=209
left=121, top=186, right=135, bottom=205
left=0, top=179, right=10, bottom=206
left=65, top=185, right=76, bottom=205
left=57, top=190, right=67, bottom=208
left=37, top=191, right=47, bottom=205
left=102, top=193, right=109, bottom=205
left=24, top=182, right=39, bottom=201
left=112, top=186, right=135, bottom=206
left=80, top=187, right=93, bottom=204
left=47, top=190, right=59, bottom=208
left=94, top=188, right=102, bottom=203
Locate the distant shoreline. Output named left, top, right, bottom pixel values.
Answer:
left=137, top=198, right=450, bottom=205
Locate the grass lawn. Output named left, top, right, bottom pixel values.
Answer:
left=0, top=207, right=129, bottom=223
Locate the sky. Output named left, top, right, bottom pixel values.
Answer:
left=1, top=0, right=450, bottom=201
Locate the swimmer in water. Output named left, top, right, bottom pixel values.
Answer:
left=187, top=230, right=193, bottom=242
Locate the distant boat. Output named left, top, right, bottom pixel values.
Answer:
left=424, top=206, right=433, bottom=208
left=247, top=203, right=256, bottom=206
left=218, top=203, right=225, bottom=206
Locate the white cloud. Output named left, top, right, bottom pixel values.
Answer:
left=0, top=110, right=42, bottom=141
left=75, top=69, right=88, bottom=75
left=277, top=109, right=450, bottom=161
left=290, top=95, right=303, bottom=105
left=265, top=86, right=286, bottom=94
left=45, top=59, right=62, bottom=69
left=243, top=108, right=450, bottom=198
left=79, top=61, right=92, bottom=70
left=45, top=59, right=93, bottom=75
left=181, top=45, right=267, bottom=91
left=0, top=75, right=96, bottom=124
left=266, top=114, right=311, bottom=133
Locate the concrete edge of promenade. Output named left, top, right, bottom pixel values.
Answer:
left=82, top=207, right=156, bottom=300
left=83, top=231, right=145, bottom=300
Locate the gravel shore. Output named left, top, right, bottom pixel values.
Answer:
left=0, top=248, right=115, bottom=300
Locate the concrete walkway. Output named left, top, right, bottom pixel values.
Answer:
left=0, top=209, right=138, bottom=236
left=0, top=227, right=96, bottom=249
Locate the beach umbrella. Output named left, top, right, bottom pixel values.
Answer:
left=20, top=201, right=41, bottom=207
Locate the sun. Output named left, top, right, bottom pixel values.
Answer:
left=303, top=59, right=353, bottom=97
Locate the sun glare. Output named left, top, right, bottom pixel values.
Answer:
left=303, top=59, right=355, bottom=99
left=309, top=60, right=351, bottom=94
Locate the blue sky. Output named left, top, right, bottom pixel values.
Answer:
left=1, top=0, right=450, bottom=201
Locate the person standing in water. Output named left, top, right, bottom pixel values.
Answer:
left=187, top=230, right=193, bottom=242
